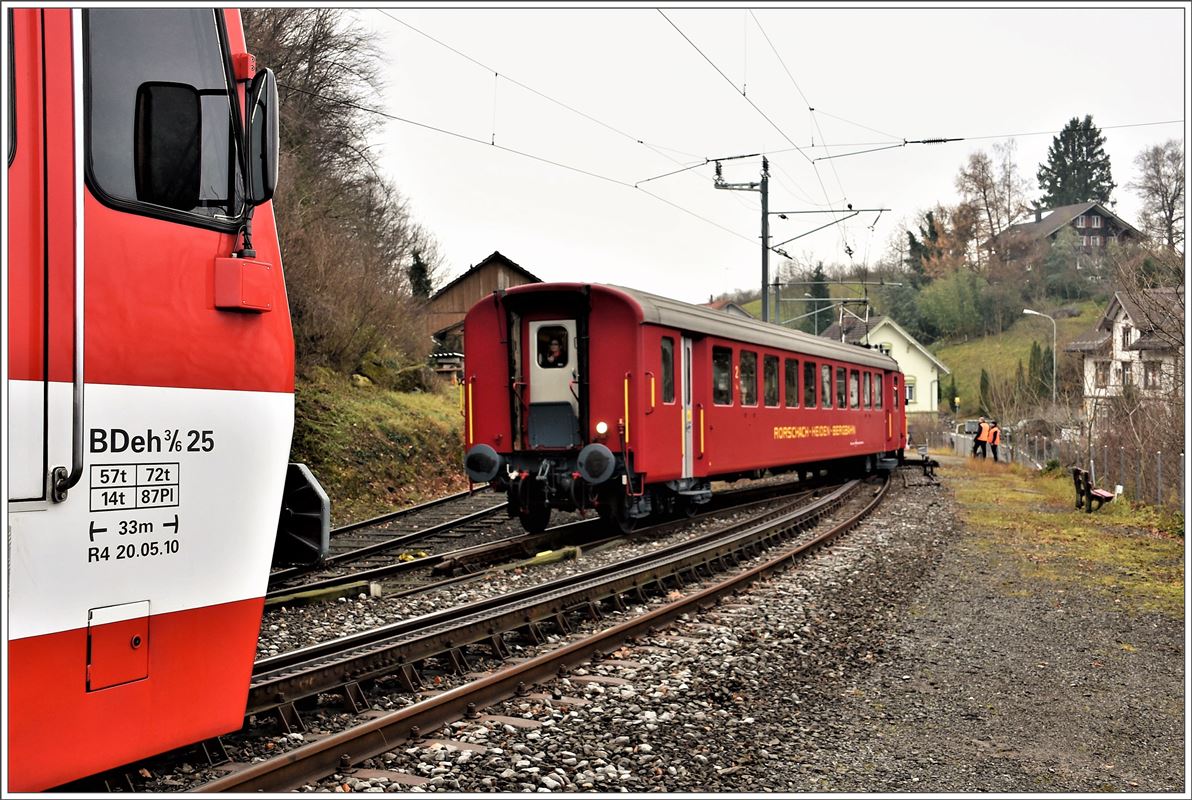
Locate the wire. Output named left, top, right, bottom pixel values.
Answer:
left=659, top=10, right=813, bottom=163
left=276, top=81, right=761, bottom=248
left=380, top=10, right=701, bottom=162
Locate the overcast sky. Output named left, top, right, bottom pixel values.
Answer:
left=358, top=3, right=1188, bottom=306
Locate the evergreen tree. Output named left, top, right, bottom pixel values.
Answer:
left=809, top=262, right=832, bottom=335
left=1037, top=115, right=1115, bottom=207
left=1028, top=341, right=1043, bottom=397
left=1014, top=359, right=1026, bottom=396
left=979, top=368, right=991, bottom=415
left=1042, top=344, right=1054, bottom=401
left=408, top=249, right=433, bottom=300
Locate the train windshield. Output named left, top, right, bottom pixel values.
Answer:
left=86, top=9, right=244, bottom=221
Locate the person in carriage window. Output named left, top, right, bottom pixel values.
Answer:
left=539, top=334, right=567, bottom=368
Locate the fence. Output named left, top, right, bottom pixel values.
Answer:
left=927, top=431, right=1185, bottom=511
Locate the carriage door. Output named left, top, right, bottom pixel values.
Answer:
left=527, top=320, right=580, bottom=448
left=681, top=337, right=694, bottom=478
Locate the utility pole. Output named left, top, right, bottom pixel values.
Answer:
left=715, top=157, right=771, bottom=322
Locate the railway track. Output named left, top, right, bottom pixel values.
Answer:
left=265, top=474, right=833, bottom=604
left=194, top=474, right=887, bottom=791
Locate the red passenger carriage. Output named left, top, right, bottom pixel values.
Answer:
left=463, top=283, right=906, bottom=532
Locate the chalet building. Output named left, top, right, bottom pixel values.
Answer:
left=700, top=298, right=755, bottom=318
left=1064, top=288, right=1184, bottom=422
left=990, top=201, right=1140, bottom=268
left=426, top=251, right=541, bottom=377
left=819, top=311, right=951, bottom=414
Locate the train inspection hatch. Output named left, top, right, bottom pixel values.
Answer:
left=86, top=601, right=150, bottom=691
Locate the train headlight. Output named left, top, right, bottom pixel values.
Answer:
left=595, top=421, right=609, bottom=436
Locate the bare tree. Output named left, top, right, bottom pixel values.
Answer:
left=1128, top=139, right=1184, bottom=255
left=955, top=140, right=1031, bottom=268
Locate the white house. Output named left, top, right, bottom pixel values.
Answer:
left=1063, top=288, right=1184, bottom=421
left=819, top=311, right=951, bottom=412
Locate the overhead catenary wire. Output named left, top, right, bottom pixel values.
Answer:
left=275, top=81, right=759, bottom=248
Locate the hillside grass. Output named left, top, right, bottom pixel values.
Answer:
left=947, top=456, right=1184, bottom=616
left=931, top=299, right=1104, bottom=417
left=290, top=367, right=469, bottom=525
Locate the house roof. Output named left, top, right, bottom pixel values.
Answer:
left=1102, top=287, right=1185, bottom=350
left=1063, top=329, right=1110, bottom=353
left=429, top=251, right=541, bottom=302
left=701, top=299, right=755, bottom=318
left=820, top=313, right=950, bottom=375
left=994, top=201, right=1141, bottom=247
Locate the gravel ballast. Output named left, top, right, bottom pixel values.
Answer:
left=315, top=464, right=1184, bottom=793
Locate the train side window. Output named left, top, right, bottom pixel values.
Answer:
left=863, top=372, right=872, bottom=408
left=804, top=361, right=816, bottom=408
left=536, top=327, right=568, bottom=368
left=86, top=9, right=243, bottom=223
left=660, top=337, right=675, bottom=403
left=784, top=358, right=799, bottom=408
left=849, top=369, right=860, bottom=409
left=763, top=355, right=779, bottom=407
left=835, top=366, right=847, bottom=409
left=875, top=375, right=884, bottom=409
left=820, top=364, right=832, bottom=409
left=712, top=346, right=732, bottom=405
left=739, top=351, right=758, bottom=406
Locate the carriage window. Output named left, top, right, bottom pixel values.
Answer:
left=836, top=367, right=847, bottom=408
left=875, top=374, right=883, bottom=409
left=849, top=369, right=860, bottom=408
left=536, top=327, right=568, bottom=368
left=712, top=346, right=732, bottom=405
left=863, top=372, right=872, bottom=408
left=784, top=358, right=799, bottom=408
left=804, top=361, right=817, bottom=407
left=763, top=355, right=779, bottom=407
left=820, top=364, right=833, bottom=408
left=739, top=351, right=758, bottom=406
left=661, top=337, right=675, bottom=403
left=86, top=9, right=243, bottom=221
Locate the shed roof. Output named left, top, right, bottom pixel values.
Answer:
left=430, top=251, right=541, bottom=302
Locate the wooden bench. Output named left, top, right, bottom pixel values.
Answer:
left=1071, top=467, right=1115, bottom=513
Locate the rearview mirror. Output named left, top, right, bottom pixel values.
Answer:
left=134, top=81, right=201, bottom=210
left=245, top=67, right=278, bottom=205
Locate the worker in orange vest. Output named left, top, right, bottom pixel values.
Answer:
left=972, top=416, right=991, bottom=459
left=989, top=420, right=1002, bottom=462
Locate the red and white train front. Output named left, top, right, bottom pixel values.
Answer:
left=6, top=9, right=290, bottom=790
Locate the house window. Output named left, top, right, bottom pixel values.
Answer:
left=712, top=346, right=733, bottom=405
left=784, top=358, right=799, bottom=408
left=1095, top=361, right=1109, bottom=388
left=739, top=350, right=758, bottom=406
left=1144, top=361, right=1162, bottom=390
left=1076, top=216, right=1086, bottom=228
left=1091, top=235, right=1102, bottom=247
left=1121, top=361, right=1133, bottom=386
left=1091, top=216, right=1102, bottom=228
left=1121, top=324, right=1132, bottom=351
left=763, top=355, right=779, bottom=407
left=1081, top=235, right=1089, bottom=246
left=905, top=378, right=917, bottom=404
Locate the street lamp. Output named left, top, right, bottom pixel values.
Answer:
left=1023, top=308, right=1057, bottom=405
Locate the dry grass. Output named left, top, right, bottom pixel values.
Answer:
left=946, top=457, right=1184, bottom=616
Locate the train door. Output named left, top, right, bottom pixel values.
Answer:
left=681, top=336, right=694, bottom=478
left=526, top=319, right=580, bottom=448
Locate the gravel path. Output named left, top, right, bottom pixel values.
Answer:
left=313, top=465, right=1184, bottom=793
